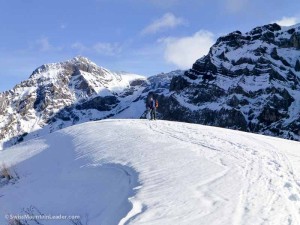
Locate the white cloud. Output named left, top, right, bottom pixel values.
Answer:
left=35, top=37, right=63, bottom=52
left=273, top=16, right=299, bottom=26
left=93, top=42, right=121, bottom=55
left=141, top=13, right=186, bottom=35
left=225, top=0, right=248, bottom=13
left=71, top=42, right=121, bottom=56
left=60, top=24, right=67, bottom=29
left=36, top=37, right=52, bottom=51
left=160, top=30, right=215, bottom=69
left=71, top=42, right=89, bottom=52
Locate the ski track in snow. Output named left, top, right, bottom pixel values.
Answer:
left=1, top=119, right=300, bottom=225
left=147, top=120, right=300, bottom=225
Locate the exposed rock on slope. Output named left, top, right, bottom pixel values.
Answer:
left=154, top=23, right=300, bottom=140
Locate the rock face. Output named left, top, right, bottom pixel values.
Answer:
left=153, top=23, right=300, bottom=140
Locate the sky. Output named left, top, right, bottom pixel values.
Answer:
left=0, top=0, right=300, bottom=91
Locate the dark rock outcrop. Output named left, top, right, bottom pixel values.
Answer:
left=153, top=23, right=300, bottom=140
left=76, top=96, right=119, bottom=111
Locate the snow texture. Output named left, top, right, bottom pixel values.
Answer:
left=1, top=119, right=300, bottom=225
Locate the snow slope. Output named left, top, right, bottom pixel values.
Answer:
left=1, top=119, right=300, bottom=225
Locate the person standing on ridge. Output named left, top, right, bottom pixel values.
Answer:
left=148, top=97, right=158, bottom=120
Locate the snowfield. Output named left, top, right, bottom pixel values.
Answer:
left=1, top=119, right=300, bottom=225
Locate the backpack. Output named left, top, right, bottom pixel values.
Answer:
left=155, top=100, right=159, bottom=108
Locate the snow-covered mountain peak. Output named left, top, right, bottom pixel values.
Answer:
left=29, top=56, right=108, bottom=80
left=279, top=23, right=300, bottom=31
left=0, top=57, right=156, bottom=150
left=214, top=23, right=300, bottom=47
left=22, top=56, right=146, bottom=97
left=71, top=55, right=96, bottom=64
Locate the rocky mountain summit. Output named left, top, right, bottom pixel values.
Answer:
left=0, top=56, right=170, bottom=149
left=1, top=23, right=300, bottom=149
left=155, top=23, right=300, bottom=140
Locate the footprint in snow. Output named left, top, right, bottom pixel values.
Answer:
left=284, top=182, right=292, bottom=189
left=288, top=194, right=300, bottom=201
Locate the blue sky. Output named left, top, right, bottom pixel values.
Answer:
left=0, top=0, right=300, bottom=91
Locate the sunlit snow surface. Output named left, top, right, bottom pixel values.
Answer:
left=1, top=119, right=300, bottom=225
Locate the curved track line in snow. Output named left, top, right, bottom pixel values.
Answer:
left=119, top=197, right=145, bottom=225
left=146, top=120, right=300, bottom=225
left=66, top=120, right=228, bottom=224
left=0, top=132, right=141, bottom=225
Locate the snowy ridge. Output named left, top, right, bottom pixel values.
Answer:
left=1, top=120, right=300, bottom=224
